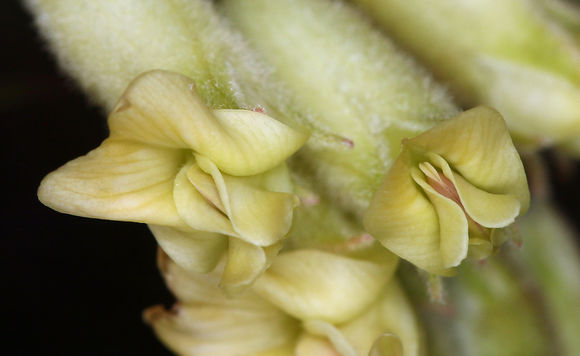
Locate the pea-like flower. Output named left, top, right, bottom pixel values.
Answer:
left=364, top=107, right=530, bottom=275
left=38, top=70, right=308, bottom=293
left=145, top=249, right=420, bottom=356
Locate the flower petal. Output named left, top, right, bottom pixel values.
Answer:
left=144, top=301, right=298, bottom=356
left=411, top=168, right=469, bottom=268
left=173, top=160, right=236, bottom=236
left=158, top=251, right=261, bottom=308
left=148, top=253, right=299, bottom=356
left=369, top=334, right=404, bottom=356
left=186, top=163, right=226, bottom=213
left=303, top=320, right=357, bottom=356
left=407, top=106, right=529, bottom=213
left=226, top=176, right=298, bottom=246
left=109, top=70, right=308, bottom=176
left=212, top=109, right=309, bottom=175
left=467, top=238, right=493, bottom=260
left=196, top=155, right=298, bottom=246
left=38, top=139, right=186, bottom=228
left=363, top=152, right=453, bottom=274
left=431, top=153, right=521, bottom=228
left=220, top=238, right=282, bottom=297
left=339, top=280, right=423, bottom=356
left=149, top=225, right=227, bottom=274
left=295, top=335, right=341, bottom=356
left=253, top=250, right=395, bottom=324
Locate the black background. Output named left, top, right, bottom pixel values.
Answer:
left=3, top=2, right=172, bottom=355
left=2, top=1, right=579, bottom=355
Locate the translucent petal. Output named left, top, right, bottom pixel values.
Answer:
left=411, top=168, right=469, bottom=268
left=220, top=238, right=282, bottom=297
left=38, top=139, right=187, bottom=228
left=149, top=225, right=226, bottom=274
left=467, top=238, right=493, bottom=260
left=196, top=155, right=298, bottom=246
left=407, top=106, right=529, bottom=213
left=431, top=153, right=521, bottom=228
left=363, top=152, right=452, bottom=274
left=109, top=70, right=308, bottom=176
left=173, top=160, right=236, bottom=236
left=253, top=250, right=395, bottom=323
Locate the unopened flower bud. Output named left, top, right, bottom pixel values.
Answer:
left=352, top=0, right=580, bottom=147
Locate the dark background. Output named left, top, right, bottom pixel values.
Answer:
left=2, top=1, right=579, bottom=355
left=3, top=2, right=173, bottom=355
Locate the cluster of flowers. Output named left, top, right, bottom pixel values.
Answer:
left=38, top=70, right=528, bottom=355
left=29, top=0, right=579, bottom=354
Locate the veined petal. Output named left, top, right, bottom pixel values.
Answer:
left=253, top=250, right=395, bottom=324
left=226, top=176, right=298, bottom=246
left=220, top=238, right=282, bottom=297
left=212, top=109, right=308, bottom=175
left=158, top=251, right=265, bottom=309
left=302, top=280, right=421, bottom=356
left=38, top=139, right=186, bottom=228
left=363, top=152, right=452, bottom=275
left=186, top=163, right=226, bottom=213
left=238, top=162, right=295, bottom=194
left=144, top=301, right=298, bottom=356
left=196, top=155, right=298, bottom=246
left=452, top=174, right=519, bottom=228
left=148, top=253, right=299, bottom=356
left=411, top=167, right=468, bottom=268
left=339, top=281, right=422, bottom=356
left=431, top=153, right=521, bottom=228
left=365, top=107, right=529, bottom=274
left=149, top=225, right=227, bottom=274
left=173, top=160, right=236, bottom=236
left=406, top=106, right=529, bottom=213
left=303, top=320, right=357, bottom=356
left=109, top=70, right=308, bottom=176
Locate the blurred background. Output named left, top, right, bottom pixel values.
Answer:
left=2, top=1, right=578, bottom=355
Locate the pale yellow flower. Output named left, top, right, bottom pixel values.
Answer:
left=38, top=70, right=308, bottom=293
left=364, top=107, right=530, bottom=274
left=145, top=250, right=421, bottom=356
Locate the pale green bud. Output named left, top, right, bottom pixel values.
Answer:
left=351, top=0, right=580, bottom=147
left=220, top=0, right=458, bottom=218
left=24, top=0, right=243, bottom=109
